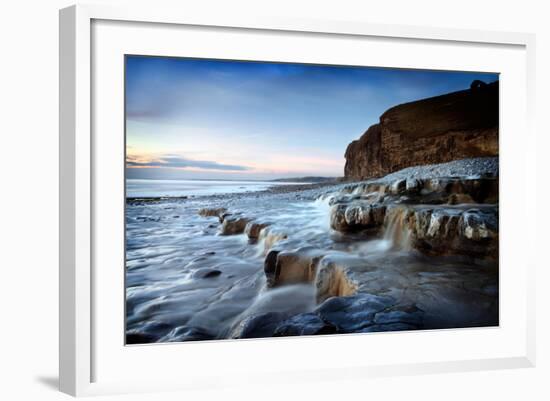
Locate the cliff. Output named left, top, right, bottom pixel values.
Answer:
left=344, top=80, right=499, bottom=180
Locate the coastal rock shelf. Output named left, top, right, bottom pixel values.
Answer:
left=192, top=162, right=499, bottom=338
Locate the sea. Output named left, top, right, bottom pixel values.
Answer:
left=126, top=178, right=306, bottom=198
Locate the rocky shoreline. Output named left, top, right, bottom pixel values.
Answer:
left=191, top=157, right=499, bottom=339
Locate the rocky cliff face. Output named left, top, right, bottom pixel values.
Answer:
left=344, top=81, right=499, bottom=180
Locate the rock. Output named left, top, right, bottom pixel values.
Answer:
left=231, top=312, right=287, bottom=339
left=258, top=228, right=288, bottom=254
left=459, top=209, right=498, bottom=240
left=344, top=203, right=372, bottom=226
left=192, top=268, right=222, bottom=279
left=390, top=179, right=406, bottom=194
left=344, top=81, right=498, bottom=180
left=315, top=294, right=395, bottom=333
left=408, top=206, right=498, bottom=259
left=273, top=313, right=336, bottom=336
left=330, top=202, right=386, bottom=232
left=244, top=221, right=269, bottom=241
left=330, top=204, right=349, bottom=231
left=360, top=323, right=418, bottom=333
left=220, top=216, right=250, bottom=235
left=373, top=304, right=424, bottom=326
left=198, top=207, right=227, bottom=218
left=264, top=248, right=324, bottom=288
left=406, top=178, right=423, bottom=193
left=161, top=326, right=214, bottom=342
left=315, top=255, right=359, bottom=302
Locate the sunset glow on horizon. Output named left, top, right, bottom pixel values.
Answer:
left=125, top=56, right=498, bottom=181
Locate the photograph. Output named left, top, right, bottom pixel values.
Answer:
left=124, top=55, right=499, bottom=344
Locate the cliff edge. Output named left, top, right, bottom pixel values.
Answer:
left=344, top=80, right=499, bottom=180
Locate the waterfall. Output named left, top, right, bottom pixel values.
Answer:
left=383, top=207, right=412, bottom=251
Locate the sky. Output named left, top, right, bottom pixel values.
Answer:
left=125, top=56, right=498, bottom=181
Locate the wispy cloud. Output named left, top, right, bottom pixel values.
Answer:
left=127, top=154, right=250, bottom=171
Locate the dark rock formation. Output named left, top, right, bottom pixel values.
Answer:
left=344, top=81, right=499, bottom=180
left=327, top=176, right=499, bottom=260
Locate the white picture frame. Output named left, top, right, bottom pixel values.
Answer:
left=59, top=4, right=536, bottom=397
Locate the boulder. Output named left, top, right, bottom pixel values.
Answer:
left=264, top=248, right=324, bottom=288
left=220, top=216, right=250, bottom=235
left=244, top=221, right=269, bottom=241
left=230, top=312, right=287, bottom=339
left=192, top=268, right=222, bottom=279
left=198, top=207, right=226, bottom=218
left=273, top=313, right=336, bottom=336
left=314, top=294, right=395, bottom=333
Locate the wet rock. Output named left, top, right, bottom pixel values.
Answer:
left=231, top=312, right=287, bottom=339
left=330, top=202, right=386, bottom=232
left=459, top=209, right=498, bottom=240
left=259, top=229, right=288, bottom=254
left=330, top=204, right=349, bottom=231
left=373, top=304, right=424, bottom=326
left=130, top=321, right=175, bottom=339
left=220, top=216, right=250, bottom=235
left=273, top=313, right=337, bottom=336
left=315, top=255, right=359, bottom=302
left=406, top=178, right=423, bottom=193
left=264, top=250, right=280, bottom=287
left=344, top=203, right=372, bottom=226
left=198, top=207, right=227, bottom=218
left=390, top=179, right=407, bottom=195
left=245, top=221, right=269, bottom=241
left=264, top=248, right=324, bottom=288
left=360, top=323, right=418, bottom=332
left=315, top=294, right=395, bottom=333
left=193, top=268, right=222, bottom=279
left=161, top=326, right=215, bottom=342
left=408, top=206, right=498, bottom=259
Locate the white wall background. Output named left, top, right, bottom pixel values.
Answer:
left=0, top=0, right=547, bottom=399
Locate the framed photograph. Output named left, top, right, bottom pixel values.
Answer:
left=59, top=4, right=536, bottom=397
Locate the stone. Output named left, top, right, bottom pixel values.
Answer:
left=244, top=221, right=269, bottom=240
left=161, top=326, right=214, bottom=342
left=273, top=313, right=337, bottom=336
left=264, top=248, right=324, bottom=288
left=330, top=202, right=386, bottom=233
left=372, top=304, right=424, bottom=326
left=459, top=209, right=498, bottom=240
left=315, top=255, right=359, bottom=302
left=406, top=178, right=423, bottom=193
left=192, top=268, right=222, bottom=279
left=220, top=216, right=250, bottom=235
left=198, top=207, right=226, bottom=218
left=315, top=294, right=395, bottom=333
left=230, top=312, right=287, bottom=339
left=390, top=179, right=407, bottom=194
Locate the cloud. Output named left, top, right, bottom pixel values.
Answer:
left=126, top=155, right=250, bottom=171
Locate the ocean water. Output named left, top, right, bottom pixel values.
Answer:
left=125, top=182, right=498, bottom=343
left=126, top=179, right=306, bottom=198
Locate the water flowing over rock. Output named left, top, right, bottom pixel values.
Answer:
left=130, top=153, right=498, bottom=343
left=344, top=81, right=498, bottom=180
left=327, top=175, right=498, bottom=260
left=220, top=215, right=251, bottom=235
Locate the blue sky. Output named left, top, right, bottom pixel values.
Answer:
left=125, top=56, right=498, bottom=180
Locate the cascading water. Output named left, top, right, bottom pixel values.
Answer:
left=383, top=207, right=412, bottom=251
